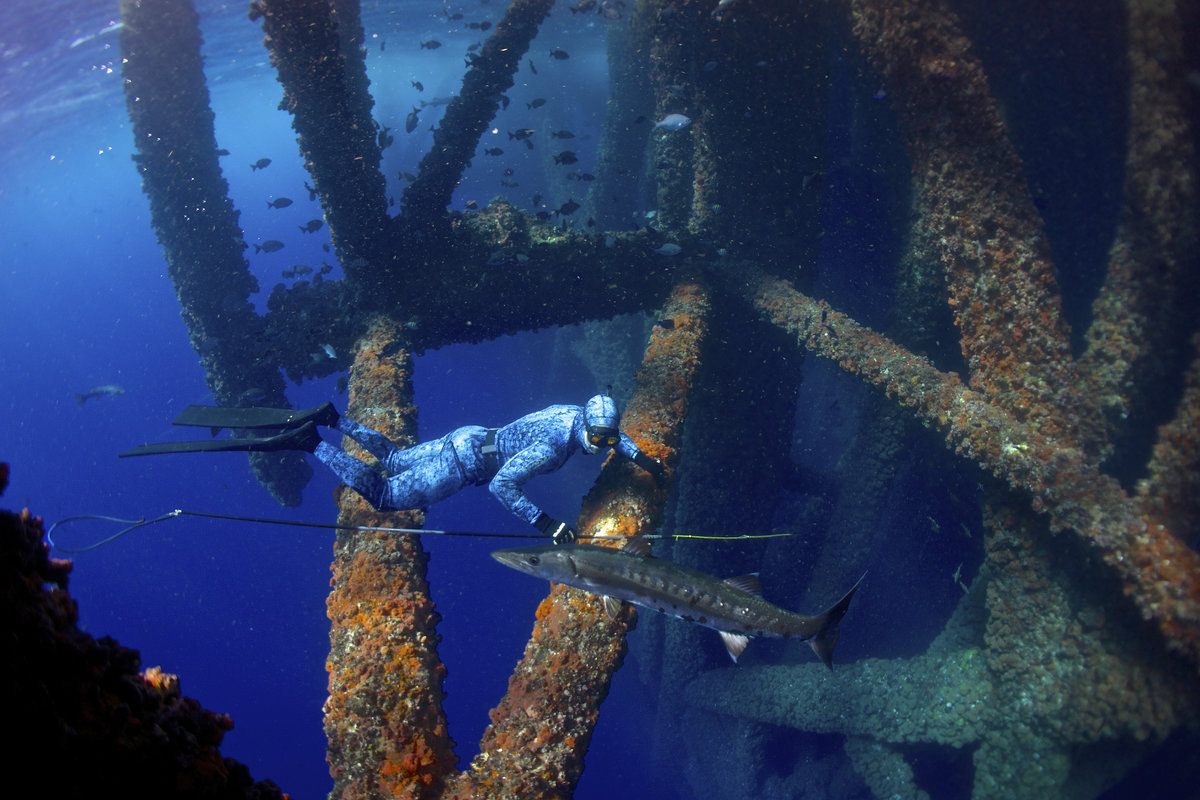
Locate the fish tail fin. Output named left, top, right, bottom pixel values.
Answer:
left=807, top=572, right=865, bottom=670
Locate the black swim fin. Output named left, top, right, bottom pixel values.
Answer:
left=119, top=422, right=320, bottom=457
left=172, top=401, right=338, bottom=431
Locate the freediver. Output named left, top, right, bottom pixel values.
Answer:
left=120, top=394, right=665, bottom=544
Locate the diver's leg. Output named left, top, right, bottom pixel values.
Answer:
left=313, top=441, right=389, bottom=509
left=332, top=417, right=406, bottom=464
left=378, top=440, right=470, bottom=510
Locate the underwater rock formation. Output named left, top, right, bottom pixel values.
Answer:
left=0, top=463, right=286, bottom=798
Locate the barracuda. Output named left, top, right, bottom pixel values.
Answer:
left=492, top=540, right=864, bottom=667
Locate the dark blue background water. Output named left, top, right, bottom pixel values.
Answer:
left=0, top=2, right=652, bottom=796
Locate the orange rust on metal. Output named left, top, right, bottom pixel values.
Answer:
left=847, top=0, right=1078, bottom=443
left=741, top=268, right=1200, bottom=670
left=325, top=317, right=456, bottom=799
left=444, top=281, right=710, bottom=799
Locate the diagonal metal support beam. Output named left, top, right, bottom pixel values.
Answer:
left=735, top=266, right=1200, bottom=670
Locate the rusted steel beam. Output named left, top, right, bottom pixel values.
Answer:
left=444, top=280, right=711, bottom=799
left=324, top=318, right=456, bottom=799
left=846, top=0, right=1081, bottom=445
left=119, top=0, right=310, bottom=506
left=251, top=0, right=391, bottom=288
left=739, top=268, right=1200, bottom=669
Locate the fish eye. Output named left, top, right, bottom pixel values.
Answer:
left=527, top=556, right=540, bottom=566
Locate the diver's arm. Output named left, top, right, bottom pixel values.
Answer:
left=488, top=442, right=559, bottom=525
left=616, top=432, right=665, bottom=478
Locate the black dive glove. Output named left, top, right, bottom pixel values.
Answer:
left=534, top=513, right=577, bottom=545
left=633, top=451, right=666, bottom=479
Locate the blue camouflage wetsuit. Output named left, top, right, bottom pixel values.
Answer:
left=312, top=401, right=653, bottom=528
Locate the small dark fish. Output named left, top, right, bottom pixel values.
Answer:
left=574, top=172, right=596, bottom=181
left=549, top=48, right=569, bottom=60
left=528, top=59, right=538, bottom=75
left=633, top=115, right=647, bottom=124
left=400, top=172, right=417, bottom=182
left=304, top=181, right=317, bottom=201
left=655, top=318, right=675, bottom=330
left=484, top=147, right=504, bottom=156
left=412, top=80, right=424, bottom=92
left=467, top=42, right=481, bottom=52
left=445, top=11, right=463, bottom=20
left=535, top=210, right=551, bottom=221
left=556, top=198, right=580, bottom=216
left=570, top=0, right=596, bottom=13
left=405, top=107, right=420, bottom=133
left=587, top=217, right=596, bottom=227
left=380, top=39, right=386, bottom=52
left=465, top=200, right=479, bottom=210
left=266, top=197, right=293, bottom=209
left=281, top=269, right=295, bottom=279
left=299, top=219, right=324, bottom=233
left=254, top=240, right=285, bottom=254
left=378, top=126, right=394, bottom=149
left=336, top=375, right=348, bottom=394
left=480, top=21, right=492, bottom=31
left=523, top=139, right=534, bottom=150
left=503, top=167, right=515, bottom=176
left=216, top=148, right=230, bottom=156
left=500, top=179, right=520, bottom=187
left=74, top=384, right=126, bottom=405
left=531, top=193, right=543, bottom=206
left=527, top=98, right=546, bottom=109
left=322, top=243, right=331, bottom=253
left=553, top=151, right=578, bottom=165
left=250, top=158, right=272, bottom=171
left=319, top=262, right=333, bottom=275
left=508, top=128, right=535, bottom=141
left=420, top=40, right=441, bottom=50
left=292, top=264, right=313, bottom=276
left=551, top=130, right=575, bottom=139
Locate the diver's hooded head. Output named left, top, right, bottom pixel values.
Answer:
left=579, top=393, right=621, bottom=454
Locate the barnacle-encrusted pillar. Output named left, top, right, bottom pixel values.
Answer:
left=1137, top=334, right=1200, bottom=544
left=738, top=268, right=1200, bottom=668
left=591, top=16, right=654, bottom=230
left=847, top=0, right=1081, bottom=444
left=645, top=0, right=702, bottom=235
left=251, top=0, right=390, bottom=290
left=119, top=0, right=310, bottom=506
left=444, top=280, right=710, bottom=799
left=1076, top=0, right=1200, bottom=463
left=324, top=318, right=456, bottom=798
